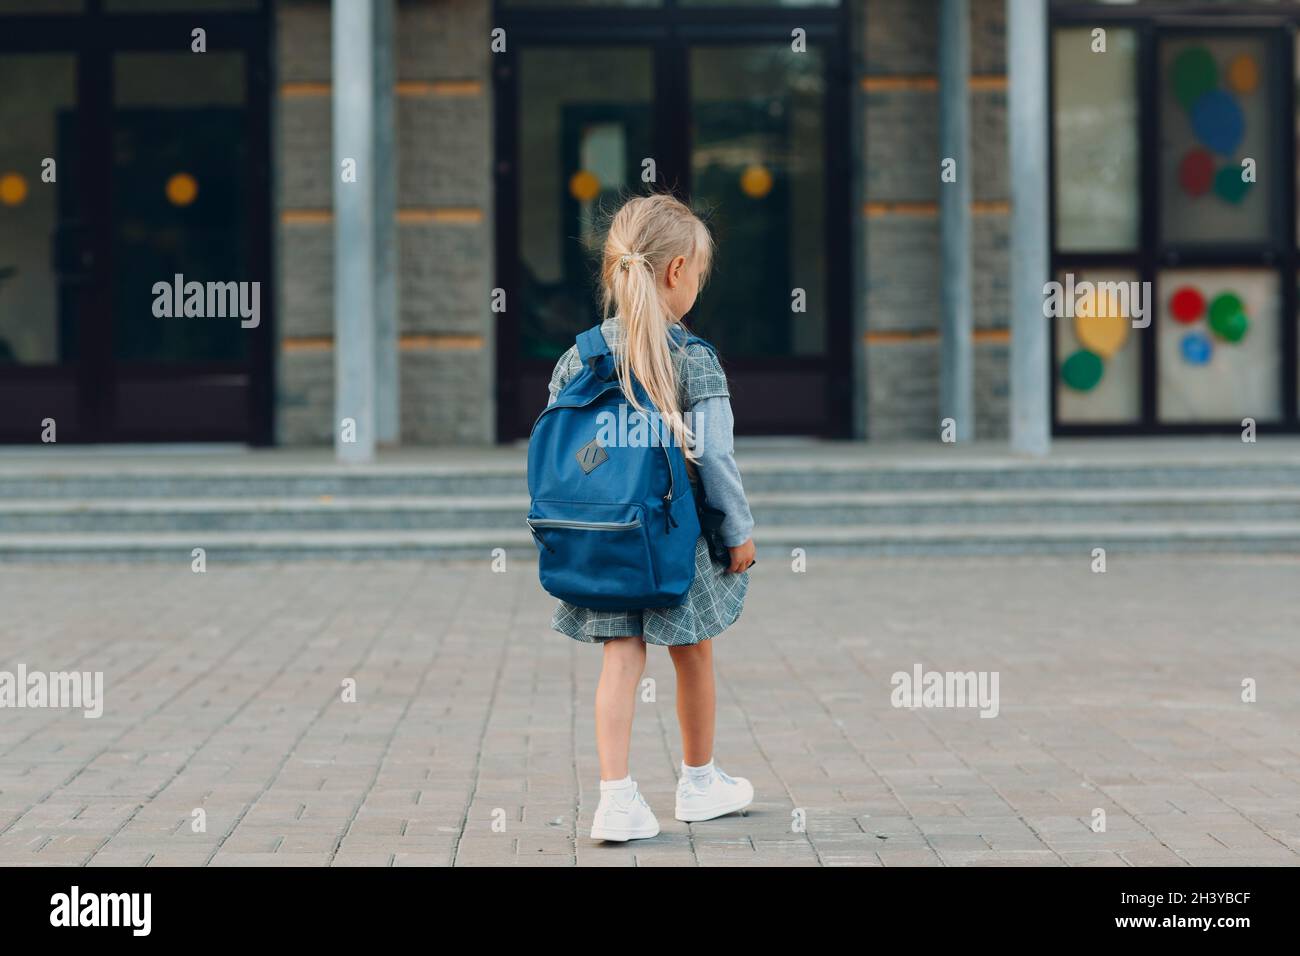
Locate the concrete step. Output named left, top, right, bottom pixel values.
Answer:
left=5, top=521, right=1300, bottom=562
left=2, top=487, right=1299, bottom=532
left=5, top=452, right=1300, bottom=498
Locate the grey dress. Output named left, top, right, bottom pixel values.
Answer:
left=545, top=317, right=752, bottom=647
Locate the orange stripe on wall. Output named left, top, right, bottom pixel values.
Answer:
left=861, top=74, right=1006, bottom=92
left=281, top=209, right=484, bottom=226
left=863, top=329, right=1011, bottom=345
left=396, top=80, right=482, bottom=96
left=281, top=336, right=333, bottom=352
left=281, top=210, right=333, bottom=225
left=397, top=208, right=483, bottom=224
left=401, top=334, right=484, bottom=351
left=863, top=200, right=1010, bottom=218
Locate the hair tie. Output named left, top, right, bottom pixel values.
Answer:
left=618, top=252, right=645, bottom=272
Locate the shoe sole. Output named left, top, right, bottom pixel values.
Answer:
left=590, top=823, right=660, bottom=842
left=675, top=793, right=754, bottom=823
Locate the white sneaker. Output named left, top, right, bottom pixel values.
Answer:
left=675, top=765, right=754, bottom=822
left=590, top=782, right=660, bottom=842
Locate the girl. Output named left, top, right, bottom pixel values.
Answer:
left=545, top=193, right=757, bottom=842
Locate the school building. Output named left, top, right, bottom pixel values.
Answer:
left=1, top=0, right=1296, bottom=454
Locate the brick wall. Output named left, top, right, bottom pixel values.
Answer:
left=273, top=0, right=494, bottom=447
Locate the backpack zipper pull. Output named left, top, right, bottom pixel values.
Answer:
left=663, top=495, right=677, bottom=533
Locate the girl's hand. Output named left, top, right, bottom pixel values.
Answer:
left=727, top=538, right=755, bottom=574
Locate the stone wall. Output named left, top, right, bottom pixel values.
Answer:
left=861, top=0, right=1010, bottom=441
left=273, top=0, right=493, bottom=446
left=270, top=0, right=1015, bottom=447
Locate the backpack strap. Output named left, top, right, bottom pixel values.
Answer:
left=576, top=325, right=616, bottom=381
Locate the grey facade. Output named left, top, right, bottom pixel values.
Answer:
left=271, top=0, right=1015, bottom=448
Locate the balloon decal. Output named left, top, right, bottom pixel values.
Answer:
left=1062, top=349, right=1104, bottom=392
left=1060, top=286, right=1132, bottom=394
left=1171, top=45, right=1256, bottom=204
left=1169, top=284, right=1250, bottom=366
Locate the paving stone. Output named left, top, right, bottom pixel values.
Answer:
left=1, top=556, right=1297, bottom=867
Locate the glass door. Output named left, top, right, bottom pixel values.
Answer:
left=106, top=48, right=264, bottom=441
left=494, top=8, right=851, bottom=440
left=0, top=51, right=92, bottom=441
left=0, top=3, right=272, bottom=444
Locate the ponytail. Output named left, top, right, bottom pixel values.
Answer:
left=600, top=195, right=713, bottom=457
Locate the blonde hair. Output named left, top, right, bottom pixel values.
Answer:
left=600, top=194, right=713, bottom=456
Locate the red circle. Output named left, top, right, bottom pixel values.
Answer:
left=1170, top=286, right=1206, bottom=323
left=1179, top=148, right=1214, bottom=196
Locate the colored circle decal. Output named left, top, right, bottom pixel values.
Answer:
left=740, top=164, right=773, bottom=199
left=1189, top=89, right=1244, bottom=157
left=1061, top=349, right=1104, bottom=392
left=0, top=172, right=28, bottom=207
left=1178, top=149, right=1215, bottom=196
left=1171, top=47, right=1218, bottom=110
left=1209, top=306, right=1248, bottom=343
left=1181, top=331, right=1213, bottom=366
left=1170, top=286, right=1206, bottom=323
left=1227, top=54, right=1259, bottom=95
left=1074, top=311, right=1129, bottom=359
left=1212, top=164, right=1250, bottom=204
left=165, top=172, right=198, bottom=207
left=568, top=169, right=601, bottom=203
left=1208, top=291, right=1243, bottom=328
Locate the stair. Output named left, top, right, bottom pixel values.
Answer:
left=1, top=441, right=1298, bottom=561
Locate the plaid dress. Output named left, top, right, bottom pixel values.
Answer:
left=545, top=317, right=750, bottom=647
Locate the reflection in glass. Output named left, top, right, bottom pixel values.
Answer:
left=690, top=45, right=826, bottom=358
left=111, top=52, right=250, bottom=364
left=0, top=54, right=77, bottom=365
left=517, top=47, right=654, bottom=361
left=1053, top=27, right=1139, bottom=252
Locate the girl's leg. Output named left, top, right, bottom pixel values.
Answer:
left=668, top=640, right=715, bottom=766
left=594, top=636, right=647, bottom=781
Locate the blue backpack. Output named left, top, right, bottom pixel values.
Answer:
left=527, top=324, right=704, bottom=610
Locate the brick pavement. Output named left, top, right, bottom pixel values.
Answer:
left=0, top=554, right=1297, bottom=866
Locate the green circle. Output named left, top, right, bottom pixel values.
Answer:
left=1213, top=165, right=1251, bottom=204
left=1172, top=47, right=1218, bottom=110
left=1061, top=349, right=1104, bottom=392
left=1208, top=291, right=1243, bottom=326
left=1209, top=306, right=1249, bottom=343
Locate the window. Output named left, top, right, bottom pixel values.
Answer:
left=1050, top=10, right=1298, bottom=433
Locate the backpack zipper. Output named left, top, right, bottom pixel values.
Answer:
left=526, top=515, right=642, bottom=552
left=527, top=517, right=642, bottom=532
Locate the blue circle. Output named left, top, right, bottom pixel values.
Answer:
left=1190, top=90, right=1244, bottom=157
left=1181, top=331, right=1213, bottom=366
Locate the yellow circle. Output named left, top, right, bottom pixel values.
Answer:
left=1073, top=289, right=1129, bottom=358
left=0, top=173, right=28, bottom=207
left=568, top=169, right=600, bottom=203
left=739, top=164, right=773, bottom=199
left=166, top=172, right=198, bottom=207
left=1227, top=54, right=1258, bottom=94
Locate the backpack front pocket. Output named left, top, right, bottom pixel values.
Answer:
left=528, top=501, right=658, bottom=609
